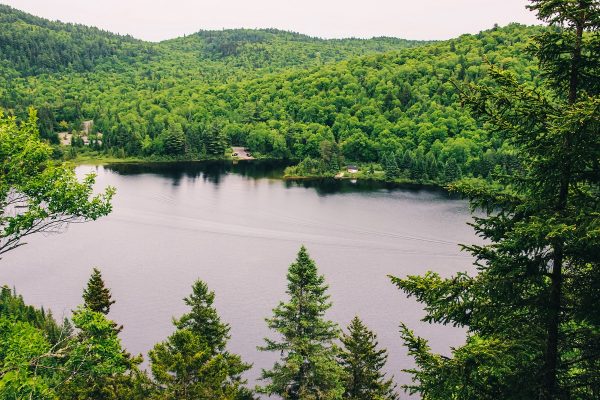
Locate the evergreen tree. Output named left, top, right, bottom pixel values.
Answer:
left=83, top=267, right=115, bottom=315
left=320, top=140, right=342, bottom=173
left=258, top=246, right=344, bottom=400
left=149, top=280, right=253, bottom=400
left=162, top=122, right=186, bottom=155
left=339, top=317, right=398, bottom=400
left=383, top=152, right=400, bottom=180
left=78, top=269, right=148, bottom=399
left=204, top=124, right=228, bottom=156
left=443, top=157, right=461, bottom=182
left=391, top=1, right=600, bottom=399
left=410, top=155, right=426, bottom=181
left=399, top=150, right=414, bottom=175
left=425, top=152, right=440, bottom=181
left=175, top=280, right=230, bottom=354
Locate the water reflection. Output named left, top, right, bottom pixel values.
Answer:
left=106, top=160, right=290, bottom=185
left=106, top=160, right=453, bottom=197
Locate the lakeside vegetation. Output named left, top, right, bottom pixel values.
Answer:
left=0, top=1, right=599, bottom=399
left=1, top=3, right=538, bottom=186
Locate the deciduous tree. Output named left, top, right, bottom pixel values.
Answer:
left=0, top=109, right=114, bottom=257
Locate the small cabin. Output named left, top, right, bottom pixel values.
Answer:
left=347, top=165, right=359, bottom=173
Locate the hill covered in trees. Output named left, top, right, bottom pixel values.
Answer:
left=0, top=5, right=542, bottom=186
left=0, top=4, right=155, bottom=76
left=2, top=1, right=599, bottom=399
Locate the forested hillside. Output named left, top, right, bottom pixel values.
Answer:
left=0, top=5, right=542, bottom=185
left=0, top=4, right=155, bottom=75
left=162, top=29, right=425, bottom=72
left=2, top=1, right=599, bottom=399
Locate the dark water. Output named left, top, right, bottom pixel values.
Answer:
left=1, top=160, right=481, bottom=392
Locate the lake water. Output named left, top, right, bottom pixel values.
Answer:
left=1, top=161, right=481, bottom=392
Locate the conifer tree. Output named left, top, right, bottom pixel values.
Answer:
left=83, top=267, right=115, bottom=315
left=149, top=280, right=253, bottom=400
left=443, top=157, right=461, bottom=182
left=77, top=268, right=148, bottom=399
left=339, top=317, right=398, bottom=400
left=391, top=1, right=600, bottom=399
left=383, top=152, right=400, bottom=180
left=258, top=246, right=344, bottom=400
left=175, top=280, right=230, bottom=354
left=162, top=122, right=186, bottom=155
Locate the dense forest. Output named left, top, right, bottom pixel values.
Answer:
left=1, top=0, right=599, bottom=399
left=0, top=4, right=545, bottom=185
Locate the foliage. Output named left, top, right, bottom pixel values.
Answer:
left=0, top=109, right=114, bottom=257
left=0, top=288, right=134, bottom=400
left=0, top=4, right=542, bottom=184
left=57, top=307, right=131, bottom=399
left=149, top=280, right=253, bottom=400
left=258, top=246, right=345, bottom=400
left=0, top=4, right=155, bottom=76
left=390, top=1, right=600, bottom=399
left=338, top=317, right=398, bottom=400
left=83, top=267, right=116, bottom=315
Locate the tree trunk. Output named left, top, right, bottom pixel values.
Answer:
left=540, top=10, right=584, bottom=399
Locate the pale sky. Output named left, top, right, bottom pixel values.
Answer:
left=2, top=0, right=541, bottom=42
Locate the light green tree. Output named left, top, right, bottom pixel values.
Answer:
left=0, top=108, right=114, bottom=257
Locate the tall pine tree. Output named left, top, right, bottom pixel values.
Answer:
left=391, top=1, right=600, bottom=399
left=149, top=280, right=253, bottom=400
left=258, top=246, right=344, bottom=400
left=339, top=317, right=398, bottom=400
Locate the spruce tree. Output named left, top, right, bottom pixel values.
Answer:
left=78, top=268, right=147, bottom=399
left=149, top=280, right=253, bottom=400
left=383, top=152, right=400, bottom=180
left=339, top=317, right=398, bottom=400
left=391, top=1, right=600, bottom=399
left=175, top=280, right=230, bottom=354
left=83, top=267, right=115, bottom=315
left=163, top=122, right=186, bottom=155
left=443, top=157, right=461, bottom=182
left=258, top=246, right=344, bottom=400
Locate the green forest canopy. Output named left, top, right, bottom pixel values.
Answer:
left=0, top=5, right=545, bottom=184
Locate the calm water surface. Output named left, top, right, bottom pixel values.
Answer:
left=1, top=161, right=482, bottom=390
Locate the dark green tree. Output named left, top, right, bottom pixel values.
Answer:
left=204, top=123, right=229, bottom=156
left=320, top=140, right=342, bottom=172
left=258, top=246, right=344, bottom=400
left=391, top=1, right=600, bottom=399
left=399, top=150, right=414, bottom=175
left=175, top=280, right=230, bottom=354
left=149, top=280, right=253, bottom=400
left=339, top=317, right=398, bottom=400
left=382, top=152, right=400, bottom=180
left=83, top=267, right=115, bottom=315
left=74, top=269, right=149, bottom=399
left=443, top=157, right=461, bottom=182
left=162, top=122, right=186, bottom=155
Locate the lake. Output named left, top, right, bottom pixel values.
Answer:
left=1, top=160, right=481, bottom=392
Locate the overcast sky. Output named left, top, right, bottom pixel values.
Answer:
left=3, top=0, right=541, bottom=42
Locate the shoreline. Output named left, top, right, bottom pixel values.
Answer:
left=74, top=157, right=450, bottom=192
